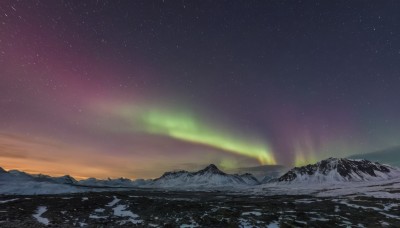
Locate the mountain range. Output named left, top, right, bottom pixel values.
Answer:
left=0, top=158, right=399, bottom=195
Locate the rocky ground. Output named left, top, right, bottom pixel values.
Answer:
left=0, top=189, right=399, bottom=227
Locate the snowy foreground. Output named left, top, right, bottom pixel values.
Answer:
left=1, top=189, right=399, bottom=227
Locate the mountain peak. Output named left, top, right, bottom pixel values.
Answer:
left=204, top=164, right=218, bottom=171
left=195, top=164, right=226, bottom=175
left=59, top=175, right=77, bottom=184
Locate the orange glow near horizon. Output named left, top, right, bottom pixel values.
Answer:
left=0, top=133, right=144, bottom=180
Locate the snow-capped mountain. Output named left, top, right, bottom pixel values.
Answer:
left=152, top=164, right=259, bottom=187
left=0, top=167, right=152, bottom=194
left=6, top=170, right=34, bottom=180
left=32, top=174, right=78, bottom=184
left=277, top=158, right=400, bottom=183
left=0, top=169, right=77, bottom=184
left=77, top=177, right=148, bottom=187
left=53, top=175, right=77, bottom=184
left=0, top=168, right=84, bottom=195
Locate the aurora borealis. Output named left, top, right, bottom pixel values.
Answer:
left=113, top=105, right=275, bottom=164
left=1, top=1, right=400, bottom=179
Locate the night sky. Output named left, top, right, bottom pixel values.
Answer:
left=1, top=1, right=400, bottom=179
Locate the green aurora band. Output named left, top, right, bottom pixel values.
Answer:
left=116, top=106, right=276, bottom=165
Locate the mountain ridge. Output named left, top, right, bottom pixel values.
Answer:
left=152, top=164, right=260, bottom=187
left=1, top=158, right=399, bottom=191
left=277, top=157, right=399, bottom=183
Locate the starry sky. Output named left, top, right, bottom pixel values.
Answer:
left=1, top=1, right=400, bottom=179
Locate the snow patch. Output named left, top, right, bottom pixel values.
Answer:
left=266, top=221, right=279, bottom=228
left=94, top=208, right=105, bottom=213
left=106, top=196, right=120, bottom=207
left=32, top=206, right=49, bottom=225
left=89, top=214, right=108, bottom=219
left=113, top=204, right=143, bottom=224
left=241, top=211, right=262, bottom=216
left=0, top=198, right=18, bottom=204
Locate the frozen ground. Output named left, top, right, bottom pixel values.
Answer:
left=0, top=189, right=399, bottom=227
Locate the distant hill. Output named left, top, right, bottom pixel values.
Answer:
left=347, top=146, right=400, bottom=168
left=226, top=165, right=286, bottom=180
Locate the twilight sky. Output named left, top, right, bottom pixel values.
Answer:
left=1, top=1, right=400, bottom=179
